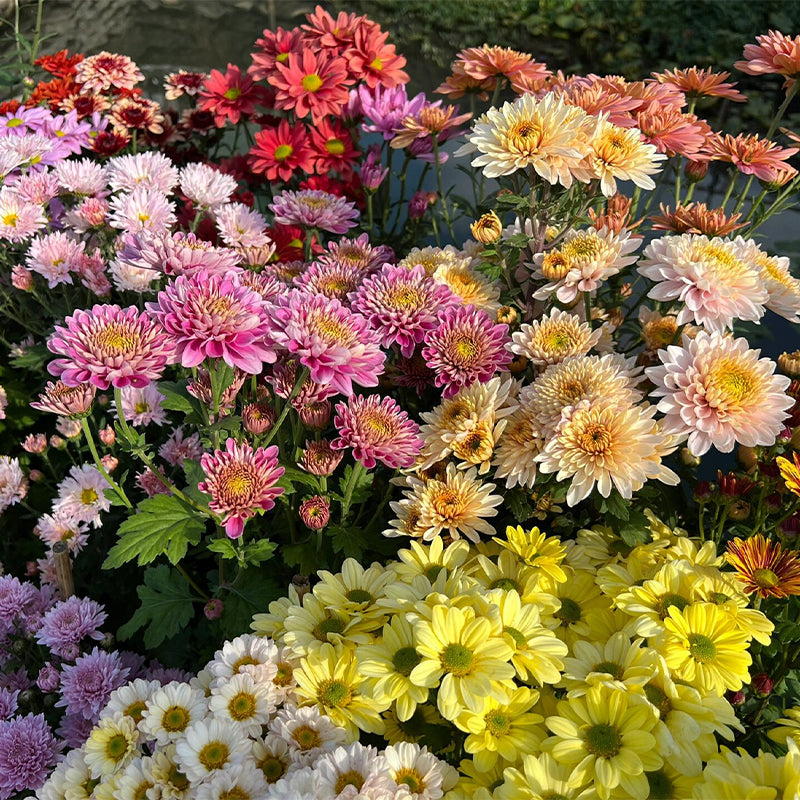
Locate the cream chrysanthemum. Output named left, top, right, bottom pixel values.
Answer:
left=638, top=234, right=768, bottom=332
left=207, top=672, right=275, bottom=736
left=694, top=746, right=790, bottom=800
left=376, top=741, right=458, bottom=800
left=509, top=308, right=602, bottom=369
left=83, top=713, right=138, bottom=778
left=495, top=525, right=568, bottom=584
left=432, top=260, right=501, bottom=314
left=532, top=226, right=641, bottom=303
left=398, top=246, right=464, bottom=276
left=736, top=235, right=800, bottom=323
left=139, top=681, right=208, bottom=746
left=269, top=704, right=347, bottom=766
left=588, top=119, right=666, bottom=196
left=495, top=752, right=586, bottom=800
left=492, top=402, right=546, bottom=489
left=313, top=558, right=393, bottom=620
left=394, top=536, right=472, bottom=586
left=535, top=400, right=679, bottom=506
left=646, top=331, right=792, bottom=456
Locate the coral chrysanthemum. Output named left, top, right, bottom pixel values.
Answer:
left=147, top=269, right=276, bottom=374
left=47, top=304, right=174, bottom=389
left=651, top=66, right=746, bottom=101
left=735, top=30, right=800, bottom=88
left=645, top=331, right=792, bottom=456
left=726, top=534, right=800, bottom=598
left=332, top=394, right=422, bottom=469
left=248, top=118, right=315, bottom=183
left=199, top=437, right=285, bottom=539
left=706, top=133, right=798, bottom=181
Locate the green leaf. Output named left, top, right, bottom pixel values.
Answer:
left=181, top=459, right=211, bottom=510
left=242, top=538, right=277, bottom=566
left=280, top=466, right=322, bottom=492
left=157, top=380, right=196, bottom=414
left=10, top=344, right=50, bottom=371
left=117, top=565, right=196, bottom=648
left=103, top=494, right=207, bottom=568
left=329, top=523, right=369, bottom=561
left=617, top=510, right=652, bottom=548
left=217, top=569, right=281, bottom=639
left=113, top=421, right=148, bottom=453
left=282, top=541, right=326, bottom=574
left=338, top=464, right=373, bottom=510
left=207, top=538, right=239, bottom=560
left=506, top=490, right=535, bottom=523
left=603, top=491, right=631, bottom=521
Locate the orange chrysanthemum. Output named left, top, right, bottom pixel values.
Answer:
left=707, top=133, right=799, bottom=181
left=649, top=202, right=746, bottom=237
left=778, top=451, right=800, bottom=499
left=650, top=67, right=746, bottom=102
left=726, top=533, right=800, bottom=598
left=735, top=30, right=800, bottom=89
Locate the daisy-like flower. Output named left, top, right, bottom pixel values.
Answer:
left=249, top=118, right=315, bottom=182
left=735, top=30, right=800, bottom=88
left=148, top=269, right=276, bottom=374
left=249, top=25, right=304, bottom=81
left=107, top=186, right=177, bottom=233
left=270, top=704, right=347, bottom=765
left=114, top=382, right=166, bottom=427
left=707, top=132, right=798, bottom=181
left=75, top=52, right=143, bottom=93
left=195, top=763, right=268, bottom=800
left=175, top=717, right=249, bottom=783
left=269, top=50, right=353, bottom=123
left=638, top=234, right=767, bottom=332
left=199, top=437, right=285, bottom=539
left=660, top=603, right=752, bottom=696
left=726, top=534, right=800, bottom=598
left=411, top=604, right=515, bottom=721
left=53, top=464, right=110, bottom=528
left=269, top=291, right=385, bottom=397
left=496, top=525, right=568, bottom=583
left=207, top=633, right=280, bottom=685
left=496, top=752, right=586, bottom=800
left=492, top=402, right=546, bottom=490
left=315, top=742, right=396, bottom=798
left=164, top=69, right=208, bottom=99
left=199, top=64, right=266, bottom=127
left=269, top=189, right=359, bottom=234
left=346, top=24, right=409, bottom=88
left=34, top=511, right=89, bottom=554
left=390, top=100, right=472, bottom=155
left=532, top=226, right=640, bottom=304
left=31, top=380, right=96, bottom=417
left=422, top=304, right=511, bottom=398
left=588, top=119, right=667, bottom=196
left=214, top=202, right=272, bottom=249
left=509, top=308, right=601, bottom=369
left=0, top=188, right=47, bottom=242
left=779, top=450, right=800, bottom=498
left=646, top=331, right=792, bottom=455
left=377, top=741, right=457, bottom=799
left=83, top=712, right=138, bottom=778
left=650, top=66, right=746, bottom=101
left=0, top=456, right=28, bottom=515
left=456, top=92, right=596, bottom=183
left=139, top=680, right=207, bottom=746
left=109, top=95, right=165, bottom=135
left=105, top=151, right=179, bottom=193
left=544, top=684, right=662, bottom=800
left=47, top=304, right=174, bottom=389
left=179, top=162, right=237, bottom=211
left=208, top=672, right=274, bottom=736
left=331, top=395, right=422, bottom=470
left=319, top=233, right=394, bottom=273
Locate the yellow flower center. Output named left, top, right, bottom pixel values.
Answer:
left=561, top=233, right=605, bottom=263
left=223, top=87, right=242, bottom=101
left=167, top=766, right=189, bottom=790
left=318, top=678, right=352, bottom=708
left=219, top=789, right=249, bottom=800
left=132, top=780, right=153, bottom=800
left=335, top=772, right=365, bottom=794
left=258, top=753, right=286, bottom=783
left=538, top=324, right=579, bottom=354
left=124, top=700, right=147, bottom=723
left=392, top=646, right=422, bottom=676
left=595, top=130, right=635, bottom=165
left=198, top=740, right=230, bottom=770
left=452, top=426, right=494, bottom=463
left=757, top=253, right=795, bottom=287
left=315, top=312, right=355, bottom=344
left=708, top=360, right=755, bottom=406
left=430, top=487, right=464, bottom=520
left=370, top=57, right=383, bottom=71
left=394, top=768, right=425, bottom=793
left=753, top=567, right=780, bottom=589
left=105, top=733, right=129, bottom=762
left=95, top=324, right=138, bottom=353
left=162, top=705, right=191, bottom=733
left=688, top=633, right=717, bottom=664
left=221, top=465, right=256, bottom=501
left=584, top=722, right=622, bottom=757
left=276, top=52, right=290, bottom=63
left=274, top=661, right=294, bottom=687
left=444, top=270, right=483, bottom=299
left=556, top=597, right=581, bottom=625
left=302, top=73, right=323, bottom=92
left=440, top=643, right=475, bottom=676
left=364, top=411, right=394, bottom=437
left=388, top=285, right=423, bottom=308
left=81, top=487, right=98, bottom=505
left=490, top=577, right=520, bottom=592
left=484, top=711, right=511, bottom=736
left=291, top=724, right=321, bottom=750
left=325, top=138, right=345, bottom=155
left=452, top=335, right=479, bottom=362
left=273, top=144, right=293, bottom=161
left=134, top=401, right=150, bottom=414
left=228, top=691, right=257, bottom=721
left=2, top=213, right=18, bottom=227
left=441, top=399, right=472, bottom=427
left=646, top=317, right=678, bottom=347
left=644, top=683, right=673, bottom=718
left=232, top=655, right=258, bottom=673
left=508, top=118, right=543, bottom=152
left=577, top=421, right=612, bottom=454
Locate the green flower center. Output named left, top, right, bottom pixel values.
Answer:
left=274, top=661, right=294, bottom=687
left=644, top=683, right=673, bottom=718
left=133, top=780, right=154, bottom=800
left=688, top=633, right=717, bottom=664
left=124, top=700, right=147, bottom=723
left=274, top=144, right=293, bottom=161
left=656, top=593, right=689, bottom=619
left=753, top=568, right=780, bottom=589
left=105, top=733, right=129, bottom=762
left=709, top=592, right=730, bottom=605
left=313, top=616, right=345, bottom=642
left=81, top=487, right=98, bottom=505
left=646, top=769, right=674, bottom=800
left=490, top=577, right=520, bottom=592
left=325, top=138, right=345, bottom=155
left=424, top=564, right=445, bottom=582
left=345, top=589, right=374, bottom=605
left=584, top=723, right=622, bottom=758
left=395, top=768, right=425, bottom=792
left=198, top=741, right=230, bottom=771
left=318, top=678, right=352, bottom=708
left=162, top=705, right=191, bottom=733
left=440, top=643, right=474, bottom=676
left=393, top=646, right=422, bottom=677
left=593, top=660, right=624, bottom=680
left=302, top=73, right=323, bottom=92
left=167, top=766, right=189, bottom=790
left=503, top=625, right=527, bottom=648
left=219, top=789, right=249, bottom=800
left=335, top=771, right=365, bottom=794
left=556, top=597, right=581, bottom=624
left=484, top=711, right=511, bottom=737
left=228, top=691, right=257, bottom=721
left=223, top=87, right=242, bottom=101
left=259, top=753, right=286, bottom=783
left=292, top=724, right=321, bottom=751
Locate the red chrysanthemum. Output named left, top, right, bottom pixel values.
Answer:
left=308, top=118, right=360, bottom=176
left=199, top=64, right=268, bottom=127
left=249, top=118, right=315, bottom=182
left=35, top=49, right=84, bottom=78
left=249, top=26, right=306, bottom=81
left=302, top=5, right=371, bottom=51
left=344, top=25, right=408, bottom=88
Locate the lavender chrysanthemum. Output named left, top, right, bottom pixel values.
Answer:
left=0, top=713, right=60, bottom=796
left=57, top=647, right=128, bottom=720
left=36, top=597, right=107, bottom=659
left=148, top=269, right=277, bottom=374
left=0, top=576, right=39, bottom=634
left=422, top=304, right=512, bottom=397
left=0, top=689, right=18, bottom=721
left=47, top=304, right=175, bottom=389
left=270, top=189, right=359, bottom=234
left=317, top=233, right=394, bottom=273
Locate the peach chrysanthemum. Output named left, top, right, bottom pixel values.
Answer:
left=637, top=307, right=683, bottom=352
left=650, top=67, right=746, bottom=102
left=508, top=308, right=601, bottom=369
left=734, top=237, right=800, bottom=323
left=457, top=45, right=547, bottom=82
left=726, top=534, right=800, bottom=599
left=531, top=226, right=640, bottom=303
left=645, top=331, right=792, bottom=456
left=634, top=103, right=710, bottom=158
left=456, top=92, right=596, bottom=184
left=649, top=202, right=746, bottom=237
left=588, top=119, right=666, bottom=196
left=435, top=62, right=496, bottom=101
left=552, top=76, right=642, bottom=127
left=638, top=234, right=768, bottom=333
left=535, top=399, right=679, bottom=506
left=75, top=52, right=144, bottom=94
left=492, top=403, right=546, bottom=489
left=432, top=260, right=501, bottom=314
left=735, top=30, right=800, bottom=88
left=705, top=133, right=798, bottom=181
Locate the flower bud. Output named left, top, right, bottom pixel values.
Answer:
left=98, top=426, right=116, bottom=446
left=496, top=306, right=518, bottom=326
left=299, top=495, right=330, bottom=530
left=99, top=632, right=115, bottom=651
left=28, top=469, right=45, bottom=483
left=36, top=664, right=59, bottom=693
left=11, top=265, right=33, bottom=291
left=242, top=402, right=276, bottom=436
left=737, top=445, right=758, bottom=471
left=470, top=211, right=503, bottom=244
left=726, top=689, right=746, bottom=706
left=694, top=480, right=712, bottom=501
left=727, top=499, right=750, bottom=521
left=509, top=354, right=528, bottom=375
left=299, top=400, right=331, bottom=429
left=408, top=190, right=431, bottom=219
left=49, top=435, right=66, bottom=450
left=779, top=351, right=800, bottom=378
left=299, top=440, right=343, bottom=476
left=679, top=447, right=701, bottom=467
left=101, top=455, right=119, bottom=473
left=204, top=599, right=224, bottom=620
left=22, top=434, right=47, bottom=454
left=685, top=159, right=708, bottom=183
left=751, top=672, right=774, bottom=696
left=25, top=561, right=38, bottom=577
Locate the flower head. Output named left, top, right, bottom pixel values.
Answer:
left=651, top=66, right=746, bottom=101
left=0, top=713, right=60, bottom=797
left=36, top=596, right=106, bottom=659
left=509, top=308, right=601, bottom=369
left=249, top=118, right=315, bottom=182
left=56, top=648, right=128, bottom=720
left=707, top=132, right=798, bottom=181
left=179, top=162, right=237, bottom=210
left=199, top=64, right=266, bottom=126
left=726, top=534, right=800, bottom=598
left=199, top=438, right=285, bottom=538
left=735, top=30, right=800, bottom=88
left=270, top=189, right=359, bottom=234
left=75, top=52, right=143, bottom=93
left=31, top=380, right=95, bottom=417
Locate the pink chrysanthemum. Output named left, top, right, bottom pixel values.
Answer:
left=159, top=427, right=203, bottom=468
left=107, top=186, right=177, bottom=233
left=646, top=331, right=793, bottom=456
left=148, top=270, right=276, bottom=374
left=53, top=158, right=106, bottom=195
left=115, top=382, right=167, bottom=427
left=317, top=233, right=394, bottom=273
left=179, top=162, right=237, bottom=210
left=269, top=189, right=359, bottom=234
left=25, top=231, right=85, bottom=289
left=199, top=64, right=267, bottom=127
left=0, top=188, right=47, bottom=243
left=638, top=233, right=768, bottom=332
left=422, top=304, right=511, bottom=397
left=105, top=151, right=179, bottom=194
left=350, top=264, right=456, bottom=357
left=293, top=261, right=364, bottom=304
left=47, top=304, right=174, bottom=389
left=249, top=26, right=305, bottom=82
left=0, top=457, right=28, bottom=515
left=215, top=202, right=272, bottom=249
left=198, top=437, right=285, bottom=538
left=331, top=395, right=423, bottom=469
left=268, top=291, right=385, bottom=397
left=735, top=30, right=800, bottom=88
left=31, top=380, right=96, bottom=417
left=75, top=51, right=143, bottom=93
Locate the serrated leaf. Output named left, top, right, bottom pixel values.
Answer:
left=243, top=539, right=277, bottom=566
left=10, top=344, right=50, bottom=371
left=329, top=523, right=369, bottom=560
left=181, top=459, right=211, bottom=510
left=157, top=380, right=196, bottom=414
left=282, top=541, right=326, bottom=574
left=103, top=487, right=130, bottom=507
left=604, top=491, right=631, bottom=521
left=217, top=569, right=281, bottom=639
left=117, top=565, right=196, bottom=648
left=103, top=494, right=207, bottom=568
left=207, top=538, right=239, bottom=559
left=506, top=490, right=535, bottom=523
left=617, top=510, right=652, bottom=548
left=280, top=466, right=322, bottom=492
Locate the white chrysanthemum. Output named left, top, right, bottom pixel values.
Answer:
left=377, top=741, right=459, bottom=799
left=0, top=456, right=28, bottom=515
left=270, top=646, right=301, bottom=706
left=508, top=308, right=601, bottom=368
left=105, top=151, right=179, bottom=193
left=397, top=246, right=463, bottom=276
left=174, top=717, right=249, bottom=784
left=208, top=671, right=276, bottom=736
left=432, top=260, right=501, bottom=314
left=179, top=162, right=237, bottom=210
left=456, top=92, right=597, bottom=185
left=114, top=756, right=155, bottom=800
left=638, top=233, right=768, bottom=332
left=62, top=750, right=95, bottom=800
left=265, top=766, right=316, bottom=800
left=84, top=712, right=139, bottom=778
left=419, top=376, right=518, bottom=473
left=35, top=749, right=72, bottom=800
left=196, top=763, right=269, bottom=800
left=147, top=745, right=193, bottom=800
left=253, top=735, right=293, bottom=785
left=207, top=634, right=280, bottom=686
left=736, top=236, right=800, bottom=323
left=268, top=704, right=347, bottom=766
left=390, top=464, right=503, bottom=543
left=109, top=258, right=159, bottom=293
left=190, top=668, right=214, bottom=696
left=531, top=226, right=641, bottom=303
left=315, top=743, right=395, bottom=800
left=645, top=331, right=792, bottom=456
left=139, top=681, right=208, bottom=746
left=53, top=463, right=110, bottom=528
left=114, top=382, right=167, bottom=427
left=492, top=403, right=546, bottom=490
left=535, top=399, right=680, bottom=506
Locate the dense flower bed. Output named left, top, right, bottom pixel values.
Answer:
left=0, top=6, right=800, bottom=798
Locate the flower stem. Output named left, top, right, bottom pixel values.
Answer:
left=341, top=461, right=366, bottom=521
left=261, top=367, right=310, bottom=448
left=80, top=418, right=133, bottom=509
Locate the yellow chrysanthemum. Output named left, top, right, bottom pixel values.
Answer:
left=509, top=308, right=602, bottom=369
left=550, top=570, right=613, bottom=645
left=694, top=747, right=790, bottom=800
left=456, top=686, right=544, bottom=772
left=495, top=752, right=588, bottom=800
left=294, top=643, right=389, bottom=739
left=433, top=260, right=501, bottom=314
left=394, top=536, right=472, bottom=586
left=660, top=603, right=752, bottom=696
left=544, top=684, right=662, bottom=800
left=608, top=763, right=701, bottom=800
left=282, top=594, right=374, bottom=656
left=778, top=451, right=800, bottom=498
left=398, top=246, right=464, bottom=276
left=83, top=714, right=138, bottom=779
left=768, top=707, right=800, bottom=748
left=495, top=525, right=568, bottom=585
left=726, top=533, right=800, bottom=599
left=312, top=558, right=392, bottom=622
left=470, top=550, right=559, bottom=610
left=410, top=604, right=515, bottom=721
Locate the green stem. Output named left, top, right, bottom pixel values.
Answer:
left=28, top=0, right=45, bottom=67
left=432, top=139, right=456, bottom=243
left=80, top=418, right=133, bottom=509
left=340, top=461, right=366, bottom=521
left=719, top=169, right=739, bottom=211
left=766, top=81, right=800, bottom=141
left=732, top=175, right=755, bottom=215
left=743, top=187, right=769, bottom=224
left=175, top=563, right=210, bottom=601
left=261, top=367, right=310, bottom=448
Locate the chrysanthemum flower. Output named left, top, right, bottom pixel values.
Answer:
left=199, top=64, right=266, bottom=127
left=207, top=672, right=274, bottom=736
left=83, top=712, right=138, bottom=778
left=726, top=534, right=800, bottom=598
left=634, top=104, right=710, bottom=159
left=293, top=260, right=363, bottom=304
left=269, top=50, right=353, bottom=123
left=0, top=188, right=47, bottom=242
left=646, top=331, right=792, bottom=455
left=214, top=202, right=272, bottom=249
left=735, top=237, right=800, bottom=323
left=47, top=304, right=173, bottom=390
left=331, top=395, right=422, bottom=469
left=735, top=30, right=800, bottom=88
left=53, top=464, right=110, bottom=528
left=268, top=291, right=385, bottom=397
left=248, top=25, right=304, bottom=81
left=56, top=647, right=128, bottom=720
left=299, top=439, right=343, bottom=476
left=178, top=162, right=237, bottom=211
left=422, top=304, right=511, bottom=398
left=706, top=132, right=798, bottom=180
left=0, top=713, right=60, bottom=797
left=436, top=61, right=497, bottom=101
left=319, top=233, right=393, bottom=273
left=31, top=380, right=96, bottom=417
left=649, top=201, right=746, bottom=237
left=390, top=100, right=472, bottom=154
left=432, top=259, right=501, bottom=314
left=74, top=52, right=143, bottom=93
left=199, top=438, right=285, bottom=539
left=638, top=234, right=768, bottom=332
left=509, top=308, right=601, bottom=369
left=105, top=151, right=179, bottom=194
left=148, top=269, right=276, bottom=374
left=163, top=69, right=208, bottom=99
left=269, top=704, right=346, bottom=765
left=249, top=118, right=315, bottom=182
left=36, top=596, right=106, bottom=658
left=495, top=753, right=584, bottom=800
left=174, top=717, right=249, bottom=783
left=496, top=525, right=568, bottom=583
left=660, top=603, right=752, bottom=696
left=650, top=66, right=746, bottom=101
left=159, top=427, right=203, bottom=468
left=107, top=186, right=177, bottom=233
left=492, top=403, right=546, bottom=489
left=269, top=189, right=359, bottom=234
left=109, top=95, right=164, bottom=135
left=114, top=382, right=167, bottom=427
left=308, top=118, right=360, bottom=176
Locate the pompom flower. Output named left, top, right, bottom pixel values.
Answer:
left=0, top=713, right=60, bottom=797
left=31, top=380, right=96, bottom=417
left=56, top=648, right=128, bottom=720
left=508, top=308, right=601, bottom=369
left=645, top=331, right=792, bottom=455
left=199, top=438, right=285, bottom=539
left=47, top=304, right=174, bottom=389
left=269, top=189, right=359, bottom=234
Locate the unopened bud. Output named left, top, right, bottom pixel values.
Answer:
left=242, top=402, right=276, bottom=436
left=101, top=455, right=118, bottom=473
left=470, top=211, right=503, bottom=244
left=779, top=351, right=800, bottom=378
left=204, top=599, right=224, bottom=620
left=49, top=435, right=66, bottom=450
left=509, top=354, right=528, bottom=375
left=751, top=672, right=774, bottom=697
left=726, top=689, right=746, bottom=706
left=28, top=469, right=45, bottom=483
left=291, top=574, right=310, bottom=600
left=684, top=159, right=708, bottom=183
left=496, top=306, right=518, bottom=326
left=36, top=664, right=59, bottom=693
left=694, top=480, right=712, bottom=501
left=98, top=426, right=116, bottom=446
left=727, top=499, right=750, bottom=521
left=299, top=400, right=331, bottom=429
left=299, top=495, right=330, bottom=530
left=679, top=447, right=701, bottom=467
